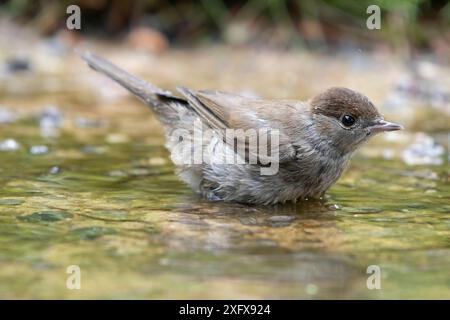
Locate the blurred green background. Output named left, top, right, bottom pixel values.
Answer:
left=1, top=0, right=449, bottom=55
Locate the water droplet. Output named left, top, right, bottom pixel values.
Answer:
left=327, top=204, right=340, bottom=211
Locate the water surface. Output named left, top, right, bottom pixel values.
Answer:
left=0, top=47, right=448, bottom=299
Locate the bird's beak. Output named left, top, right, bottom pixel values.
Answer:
left=369, top=119, right=404, bottom=134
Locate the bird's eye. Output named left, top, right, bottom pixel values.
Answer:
left=341, top=114, right=356, bottom=127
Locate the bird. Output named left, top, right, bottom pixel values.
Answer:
left=81, top=52, right=403, bottom=205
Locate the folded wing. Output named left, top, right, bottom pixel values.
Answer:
left=177, top=88, right=298, bottom=163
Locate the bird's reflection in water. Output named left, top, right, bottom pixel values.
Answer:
left=153, top=197, right=364, bottom=298
left=164, top=197, right=341, bottom=250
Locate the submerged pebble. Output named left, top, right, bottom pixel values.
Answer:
left=402, top=133, right=444, bottom=166
left=0, top=139, right=20, bottom=151
left=129, top=168, right=151, bottom=176
left=74, top=117, right=105, bottom=129
left=267, top=215, right=295, bottom=227
left=403, top=169, right=439, bottom=180
left=5, top=57, right=31, bottom=73
left=305, top=283, right=319, bottom=296
left=70, top=226, right=116, bottom=240
left=81, top=145, right=107, bottom=154
left=49, top=166, right=62, bottom=174
left=343, top=207, right=383, bottom=214
left=30, top=145, right=49, bottom=155
left=106, top=133, right=129, bottom=144
left=40, top=105, right=63, bottom=137
left=268, top=215, right=295, bottom=223
left=0, top=107, right=17, bottom=124
left=0, top=198, right=24, bottom=205
left=18, top=210, right=72, bottom=222
left=147, top=157, right=167, bottom=166
left=108, top=170, right=127, bottom=177
left=92, top=210, right=128, bottom=220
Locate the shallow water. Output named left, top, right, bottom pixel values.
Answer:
left=0, top=46, right=449, bottom=299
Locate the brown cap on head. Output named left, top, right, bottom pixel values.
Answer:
left=310, top=87, right=380, bottom=119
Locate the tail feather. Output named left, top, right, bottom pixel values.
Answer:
left=80, top=51, right=184, bottom=105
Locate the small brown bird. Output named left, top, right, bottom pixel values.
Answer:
left=81, top=52, right=403, bottom=205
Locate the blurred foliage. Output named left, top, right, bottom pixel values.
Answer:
left=0, top=0, right=449, bottom=51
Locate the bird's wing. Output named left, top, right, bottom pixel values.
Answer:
left=177, top=88, right=299, bottom=163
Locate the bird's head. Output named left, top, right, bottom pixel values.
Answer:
left=310, top=87, right=403, bottom=155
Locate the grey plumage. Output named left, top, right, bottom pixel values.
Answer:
left=81, top=52, right=402, bottom=205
